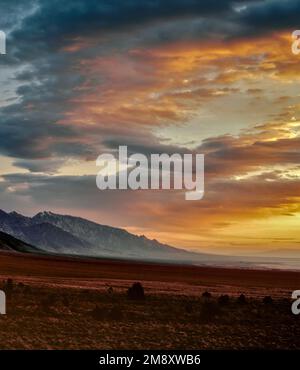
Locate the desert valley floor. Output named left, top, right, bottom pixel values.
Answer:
left=0, top=251, right=299, bottom=349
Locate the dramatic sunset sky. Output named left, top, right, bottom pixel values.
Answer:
left=0, top=0, right=300, bottom=255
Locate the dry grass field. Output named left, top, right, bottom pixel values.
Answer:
left=0, top=251, right=299, bottom=349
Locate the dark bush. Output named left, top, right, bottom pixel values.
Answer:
left=127, top=282, right=145, bottom=300
left=200, top=300, right=220, bottom=322
left=202, top=291, right=212, bottom=299
left=237, top=294, right=247, bottom=304
left=6, top=278, right=13, bottom=288
left=185, top=303, right=193, bottom=313
left=107, top=286, right=114, bottom=295
left=263, top=296, right=273, bottom=305
left=218, top=294, right=230, bottom=306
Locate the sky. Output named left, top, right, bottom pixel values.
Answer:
left=0, top=0, right=300, bottom=256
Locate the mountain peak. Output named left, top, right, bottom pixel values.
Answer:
left=35, top=211, right=56, bottom=217
left=9, top=211, right=26, bottom=217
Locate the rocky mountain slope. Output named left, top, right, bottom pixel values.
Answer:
left=0, top=210, right=203, bottom=261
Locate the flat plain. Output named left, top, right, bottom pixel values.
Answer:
left=0, top=251, right=299, bottom=349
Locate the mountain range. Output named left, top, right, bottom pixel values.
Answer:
left=1, top=210, right=299, bottom=270
left=0, top=209, right=204, bottom=261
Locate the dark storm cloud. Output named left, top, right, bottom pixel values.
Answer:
left=3, top=0, right=299, bottom=63
left=11, top=0, right=240, bottom=42
left=12, top=158, right=66, bottom=173
left=239, top=0, right=300, bottom=34
left=0, top=0, right=37, bottom=32
left=0, top=99, right=79, bottom=159
left=0, top=51, right=91, bottom=161
left=0, top=0, right=298, bottom=172
left=6, top=0, right=298, bottom=60
left=4, top=0, right=262, bottom=65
